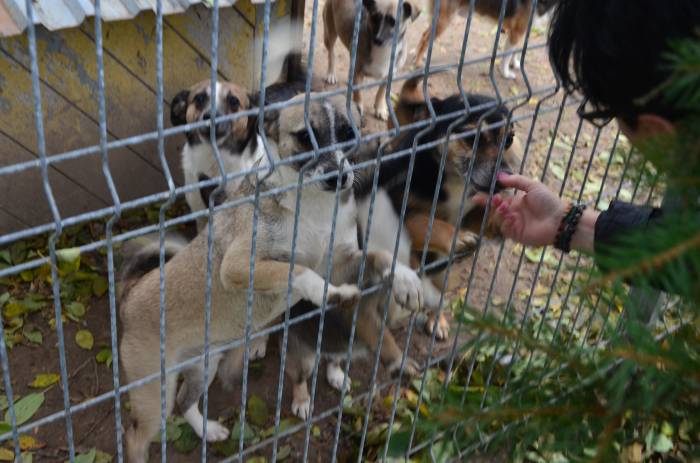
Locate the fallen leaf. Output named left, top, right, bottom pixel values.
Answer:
left=276, top=444, right=291, bottom=461
left=72, top=448, right=96, bottom=463
left=312, top=425, right=321, bottom=438
left=28, top=374, right=59, bottom=389
left=95, top=349, right=113, bottom=368
left=247, top=395, right=268, bottom=427
left=19, top=435, right=44, bottom=450
left=66, top=302, right=86, bottom=321
left=0, top=449, right=13, bottom=461
left=6, top=392, right=44, bottom=425
left=23, top=330, right=42, bottom=345
left=92, top=278, right=108, bottom=297
left=75, top=330, right=94, bottom=350
left=173, top=424, right=199, bottom=454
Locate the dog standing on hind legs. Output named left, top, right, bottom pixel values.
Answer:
left=414, top=0, right=557, bottom=79
left=120, top=94, right=381, bottom=463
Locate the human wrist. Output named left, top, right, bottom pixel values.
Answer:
left=569, top=209, right=599, bottom=254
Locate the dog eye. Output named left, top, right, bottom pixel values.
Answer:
left=384, top=15, right=395, bottom=27
left=193, top=93, right=208, bottom=109
left=294, top=129, right=314, bottom=146
left=227, top=94, right=240, bottom=111
left=505, top=130, right=514, bottom=150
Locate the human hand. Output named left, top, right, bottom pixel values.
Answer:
left=474, top=173, right=567, bottom=247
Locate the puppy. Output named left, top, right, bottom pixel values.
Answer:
left=355, top=76, right=518, bottom=340
left=120, top=93, right=423, bottom=463
left=414, top=0, right=557, bottom=79
left=170, top=79, right=255, bottom=231
left=323, top=0, right=421, bottom=120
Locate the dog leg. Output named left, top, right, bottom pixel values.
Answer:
left=220, top=252, right=360, bottom=309
left=356, top=301, right=420, bottom=378
left=292, top=380, right=311, bottom=420
left=323, top=0, right=338, bottom=85
left=351, top=72, right=365, bottom=118
left=374, top=83, right=389, bottom=121
left=405, top=214, right=478, bottom=256
left=415, top=1, right=456, bottom=66
left=178, top=355, right=230, bottom=442
left=125, top=374, right=177, bottom=463
left=326, top=361, right=350, bottom=391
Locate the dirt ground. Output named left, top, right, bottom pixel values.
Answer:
left=0, top=2, right=630, bottom=462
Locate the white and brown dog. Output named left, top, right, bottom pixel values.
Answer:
left=323, top=0, right=421, bottom=120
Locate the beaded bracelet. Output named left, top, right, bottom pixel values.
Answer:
left=554, top=203, right=587, bottom=253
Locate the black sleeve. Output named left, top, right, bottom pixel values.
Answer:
left=594, top=200, right=664, bottom=269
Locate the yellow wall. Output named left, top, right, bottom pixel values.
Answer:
left=0, top=1, right=289, bottom=233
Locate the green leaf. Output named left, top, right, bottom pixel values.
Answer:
left=311, top=425, right=321, bottom=438
left=550, top=164, right=566, bottom=180
left=247, top=458, right=266, bottom=463
left=92, top=277, right=108, bottom=297
left=7, top=392, right=44, bottom=426
left=260, top=418, right=299, bottom=438
left=75, top=330, right=94, bottom=350
left=231, top=421, right=256, bottom=443
left=0, top=422, right=11, bottom=434
left=276, top=444, right=291, bottom=461
left=652, top=433, right=674, bottom=454
left=20, top=452, right=32, bottom=463
left=20, top=297, right=45, bottom=312
left=29, top=373, right=59, bottom=389
left=66, top=302, right=86, bottom=321
left=0, top=395, right=7, bottom=411
left=72, top=448, right=96, bottom=463
left=95, top=349, right=113, bottom=368
left=0, top=250, right=11, bottom=264
left=247, top=395, right=268, bottom=427
left=23, top=330, right=42, bottom=345
left=173, top=423, right=199, bottom=454
left=56, top=248, right=81, bottom=266
left=387, top=431, right=411, bottom=457
left=3, top=301, right=26, bottom=319
left=0, top=293, right=9, bottom=306
left=153, top=419, right=183, bottom=443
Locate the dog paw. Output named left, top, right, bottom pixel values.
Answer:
left=292, top=397, right=311, bottom=420
left=191, top=418, right=230, bottom=442
left=326, top=73, right=337, bottom=85
left=501, top=66, right=517, bottom=80
left=386, top=264, right=423, bottom=312
left=249, top=337, right=267, bottom=360
left=328, top=284, right=361, bottom=309
left=425, top=312, right=450, bottom=341
left=387, top=356, right=421, bottom=377
left=374, top=104, right=389, bottom=121
left=455, top=230, right=478, bottom=256
left=326, top=363, right=350, bottom=391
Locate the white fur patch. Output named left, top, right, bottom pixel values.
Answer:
left=183, top=403, right=230, bottom=442
left=326, top=362, right=349, bottom=391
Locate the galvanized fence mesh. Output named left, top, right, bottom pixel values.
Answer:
left=0, top=0, right=662, bottom=461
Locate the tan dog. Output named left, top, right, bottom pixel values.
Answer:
left=414, top=0, right=556, bottom=79
left=323, top=0, right=420, bottom=120
left=119, top=93, right=422, bottom=462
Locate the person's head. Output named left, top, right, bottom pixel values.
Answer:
left=548, top=0, right=700, bottom=143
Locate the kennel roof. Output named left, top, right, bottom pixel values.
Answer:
left=0, top=0, right=272, bottom=37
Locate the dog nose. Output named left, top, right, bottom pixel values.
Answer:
left=200, top=112, right=230, bottom=138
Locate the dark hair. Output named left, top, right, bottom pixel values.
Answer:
left=548, top=0, right=700, bottom=125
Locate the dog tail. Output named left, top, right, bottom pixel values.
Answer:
left=391, top=75, right=431, bottom=129
left=117, top=232, right=188, bottom=303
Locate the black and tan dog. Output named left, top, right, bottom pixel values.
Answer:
left=415, top=0, right=557, bottom=79
left=355, top=76, right=518, bottom=340
left=323, top=0, right=421, bottom=120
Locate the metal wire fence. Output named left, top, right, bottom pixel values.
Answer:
left=0, top=0, right=662, bottom=461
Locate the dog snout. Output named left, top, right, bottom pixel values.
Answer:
left=320, top=155, right=354, bottom=190
left=200, top=112, right=231, bottom=138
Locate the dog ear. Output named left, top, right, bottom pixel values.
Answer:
left=403, top=1, right=420, bottom=21
left=170, top=90, right=190, bottom=126
left=363, top=0, right=376, bottom=12
left=262, top=109, right=280, bottom=141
